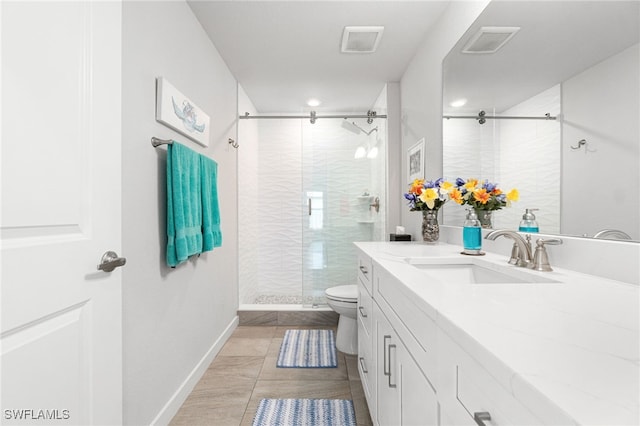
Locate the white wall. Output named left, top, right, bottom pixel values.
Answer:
left=400, top=0, right=491, bottom=238
left=121, top=2, right=238, bottom=424
left=562, top=43, right=640, bottom=240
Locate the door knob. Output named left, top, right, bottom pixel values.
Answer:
left=97, top=251, right=127, bottom=272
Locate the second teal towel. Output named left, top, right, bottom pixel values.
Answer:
left=201, top=155, right=222, bottom=251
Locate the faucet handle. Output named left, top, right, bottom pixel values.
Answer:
left=532, top=238, right=563, bottom=271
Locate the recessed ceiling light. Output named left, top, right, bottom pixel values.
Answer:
left=450, top=98, right=467, bottom=108
left=307, top=98, right=321, bottom=107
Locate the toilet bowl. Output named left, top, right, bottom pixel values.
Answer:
left=325, top=284, right=358, bottom=355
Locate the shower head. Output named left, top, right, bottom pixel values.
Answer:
left=341, top=119, right=362, bottom=134
left=341, top=119, right=378, bottom=136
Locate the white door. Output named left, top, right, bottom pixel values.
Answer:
left=1, top=2, right=123, bottom=425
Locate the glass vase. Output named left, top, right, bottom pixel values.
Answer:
left=474, top=208, right=493, bottom=229
left=422, top=209, right=439, bottom=243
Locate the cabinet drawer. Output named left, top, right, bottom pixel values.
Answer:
left=357, top=277, right=373, bottom=336
left=357, top=252, right=373, bottom=294
left=438, top=330, right=542, bottom=426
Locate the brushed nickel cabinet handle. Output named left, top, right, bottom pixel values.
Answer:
left=388, top=343, right=397, bottom=388
left=359, top=357, right=368, bottom=374
left=358, top=306, right=367, bottom=318
left=383, top=335, right=391, bottom=376
left=474, top=412, right=492, bottom=426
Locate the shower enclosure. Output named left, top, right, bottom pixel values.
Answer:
left=238, top=114, right=386, bottom=308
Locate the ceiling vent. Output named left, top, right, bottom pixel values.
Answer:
left=341, top=26, right=384, bottom=53
left=462, top=26, right=520, bottom=54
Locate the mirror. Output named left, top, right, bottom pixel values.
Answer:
left=442, top=1, right=639, bottom=242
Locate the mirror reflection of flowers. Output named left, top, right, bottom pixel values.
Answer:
left=404, top=178, right=455, bottom=210
left=451, top=178, right=519, bottom=210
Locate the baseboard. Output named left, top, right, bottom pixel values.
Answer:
left=150, top=315, right=239, bottom=425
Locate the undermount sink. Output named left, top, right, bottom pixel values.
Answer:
left=409, top=262, right=559, bottom=284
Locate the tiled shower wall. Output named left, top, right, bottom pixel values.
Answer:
left=443, top=85, right=561, bottom=233
left=239, top=118, right=385, bottom=304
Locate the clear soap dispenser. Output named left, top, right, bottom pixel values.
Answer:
left=462, top=208, right=483, bottom=255
left=519, top=208, right=539, bottom=233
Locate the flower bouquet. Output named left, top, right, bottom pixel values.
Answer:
left=450, top=178, right=519, bottom=228
left=404, top=178, right=455, bottom=242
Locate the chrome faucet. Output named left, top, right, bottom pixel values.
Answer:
left=485, top=229, right=533, bottom=267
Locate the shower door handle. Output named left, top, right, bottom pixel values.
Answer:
left=308, top=198, right=312, bottom=216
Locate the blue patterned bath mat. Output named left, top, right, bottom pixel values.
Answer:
left=252, top=398, right=356, bottom=426
left=277, top=329, right=337, bottom=368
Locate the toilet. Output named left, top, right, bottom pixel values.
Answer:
left=325, top=284, right=358, bottom=355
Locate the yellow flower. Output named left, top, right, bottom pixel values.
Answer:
left=472, top=188, right=490, bottom=204
left=506, top=188, right=519, bottom=202
left=449, top=188, right=463, bottom=204
left=464, top=179, right=478, bottom=191
left=440, top=181, right=454, bottom=193
left=419, top=188, right=438, bottom=209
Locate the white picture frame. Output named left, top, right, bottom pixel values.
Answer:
left=155, top=77, right=210, bottom=147
left=407, top=138, right=425, bottom=183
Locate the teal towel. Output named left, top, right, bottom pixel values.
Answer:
left=166, top=142, right=203, bottom=267
left=201, top=154, right=222, bottom=251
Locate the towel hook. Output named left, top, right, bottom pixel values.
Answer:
left=571, top=139, right=596, bottom=154
left=228, top=138, right=239, bottom=149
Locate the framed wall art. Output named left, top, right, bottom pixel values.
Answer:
left=156, top=77, right=210, bottom=147
left=407, top=138, right=425, bottom=183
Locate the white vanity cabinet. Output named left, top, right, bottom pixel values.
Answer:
left=356, top=250, right=438, bottom=426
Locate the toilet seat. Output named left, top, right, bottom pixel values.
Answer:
left=325, top=285, right=358, bottom=303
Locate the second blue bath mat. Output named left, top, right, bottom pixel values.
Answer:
left=277, top=329, right=337, bottom=368
left=252, top=398, right=356, bottom=426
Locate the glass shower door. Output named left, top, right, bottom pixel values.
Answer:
left=301, top=118, right=386, bottom=307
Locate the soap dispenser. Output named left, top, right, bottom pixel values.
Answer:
left=462, top=209, right=483, bottom=255
left=519, top=208, right=539, bottom=233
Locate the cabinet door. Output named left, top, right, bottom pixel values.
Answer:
left=400, top=348, right=438, bottom=426
left=376, top=305, right=401, bottom=426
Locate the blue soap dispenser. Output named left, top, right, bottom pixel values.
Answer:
left=462, top=208, right=483, bottom=255
left=519, top=208, right=539, bottom=233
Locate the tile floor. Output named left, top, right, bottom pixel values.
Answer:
left=170, top=325, right=373, bottom=426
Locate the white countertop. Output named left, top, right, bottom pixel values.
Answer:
left=355, top=241, right=639, bottom=426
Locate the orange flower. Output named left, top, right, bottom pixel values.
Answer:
left=410, top=179, right=424, bottom=195
left=491, top=188, right=502, bottom=195
left=472, top=188, right=491, bottom=204
left=449, top=188, right=464, bottom=204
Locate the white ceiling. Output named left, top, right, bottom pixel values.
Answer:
left=187, top=0, right=450, bottom=113
left=443, top=1, right=640, bottom=115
